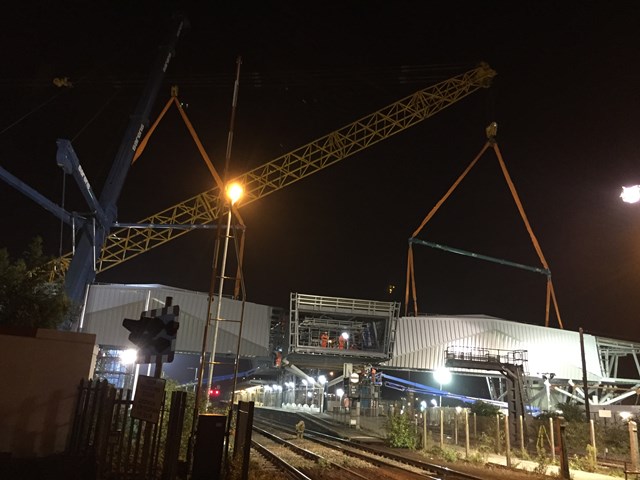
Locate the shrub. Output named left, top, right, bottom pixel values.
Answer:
left=386, top=412, right=418, bottom=448
left=428, top=445, right=461, bottom=462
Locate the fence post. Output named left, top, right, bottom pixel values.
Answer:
left=495, top=414, right=501, bottom=454
left=423, top=411, right=428, bottom=451
left=629, top=420, right=639, bottom=474
left=519, top=415, right=525, bottom=458
left=440, top=409, right=444, bottom=449
left=454, top=410, right=458, bottom=445
left=590, top=418, right=597, bottom=459
left=162, top=391, right=187, bottom=480
left=465, top=409, right=470, bottom=459
left=549, top=417, right=555, bottom=463
left=557, top=417, right=570, bottom=480
left=504, top=415, right=511, bottom=468
left=473, top=412, right=477, bottom=440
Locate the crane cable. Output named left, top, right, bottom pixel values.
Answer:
left=405, top=139, right=563, bottom=328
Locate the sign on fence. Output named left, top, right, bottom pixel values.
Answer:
left=131, top=375, right=166, bottom=423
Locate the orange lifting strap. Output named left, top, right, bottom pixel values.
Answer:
left=404, top=139, right=563, bottom=329
left=130, top=89, right=247, bottom=299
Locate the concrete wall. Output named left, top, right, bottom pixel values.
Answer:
left=0, top=328, right=97, bottom=457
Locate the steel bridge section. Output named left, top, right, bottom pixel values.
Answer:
left=596, top=337, right=640, bottom=379
left=287, top=293, right=399, bottom=367
left=387, top=314, right=640, bottom=410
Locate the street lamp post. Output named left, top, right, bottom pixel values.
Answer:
left=204, top=183, right=243, bottom=410
left=318, top=375, right=327, bottom=413
left=433, top=367, right=452, bottom=407
left=193, top=182, right=244, bottom=417
left=337, top=388, right=345, bottom=415
left=301, top=379, right=308, bottom=406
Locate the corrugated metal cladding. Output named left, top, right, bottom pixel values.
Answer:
left=385, top=315, right=604, bottom=382
left=81, top=284, right=272, bottom=357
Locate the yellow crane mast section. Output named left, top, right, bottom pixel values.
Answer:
left=54, top=63, right=496, bottom=276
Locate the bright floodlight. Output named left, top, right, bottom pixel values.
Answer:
left=433, top=366, right=452, bottom=385
left=430, top=399, right=438, bottom=407
left=318, top=375, right=327, bottom=385
left=341, top=332, right=349, bottom=340
left=336, top=388, right=344, bottom=398
left=119, top=348, right=137, bottom=365
left=226, top=182, right=244, bottom=205
left=301, top=379, right=307, bottom=386
left=621, top=185, right=640, bottom=204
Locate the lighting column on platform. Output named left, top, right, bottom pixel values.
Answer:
left=318, top=375, right=327, bottom=413
left=433, top=367, right=452, bottom=407
left=337, top=388, right=345, bottom=412
left=301, top=379, right=308, bottom=406
left=202, top=182, right=244, bottom=411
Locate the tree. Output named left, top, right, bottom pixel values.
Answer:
left=0, top=237, right=70, bottom=329
left=386, top=411, right=418, bottom=448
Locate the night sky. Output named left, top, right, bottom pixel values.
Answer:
left=2, top=2, right=640, bottom=340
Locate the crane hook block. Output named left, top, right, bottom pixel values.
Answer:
left=486, top=122, right=498, bottom=142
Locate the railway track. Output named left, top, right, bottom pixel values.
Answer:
left=252, top=427, right=389, bottom=480
left=252, top=417, right=487, bottom=480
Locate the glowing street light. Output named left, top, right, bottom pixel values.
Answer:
left=433, top=367, right=452, bottom=407
left=621, top=185, right=640, bottom=204
left=226, top=182, right=244, bottom=205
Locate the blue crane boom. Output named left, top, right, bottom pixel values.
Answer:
left=64, top=15, right=188, bottom=305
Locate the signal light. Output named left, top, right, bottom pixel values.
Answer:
left=209, top=387, right=221, bottom=398
left=121, top=303, right=179, bottom=362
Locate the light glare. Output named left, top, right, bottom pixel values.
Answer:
left=433, top=366, right=452, bottom=385
left=226, top=182, right=244, bottom=205
left=119, top=348, right=137, bottom=365
left=621, top=185, right=640, bottom=204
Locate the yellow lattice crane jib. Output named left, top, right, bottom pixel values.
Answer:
left=50, top=63, right=496, bottom=279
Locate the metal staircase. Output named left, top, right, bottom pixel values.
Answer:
left=445, top=346, right=529, bottom=448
